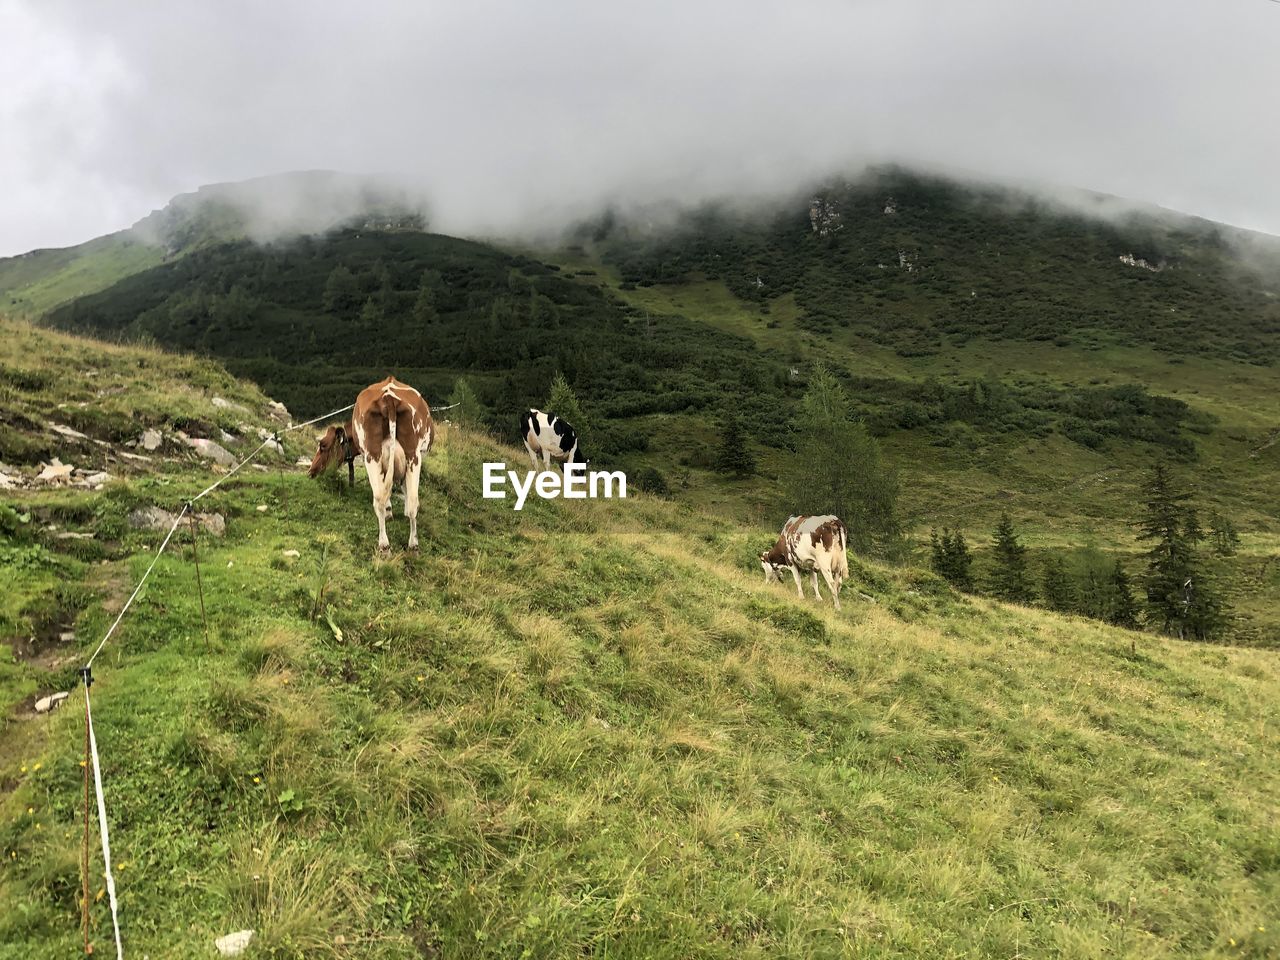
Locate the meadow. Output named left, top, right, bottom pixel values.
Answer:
left=1, top=320, right=1277, bottom=958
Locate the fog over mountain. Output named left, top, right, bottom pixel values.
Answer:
left=3, top=0, right=1279, bottom=256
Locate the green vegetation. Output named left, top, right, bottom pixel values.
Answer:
left=18, top=167, right=1280, bottom=647
left=2, top=323, right=1278, bottom=958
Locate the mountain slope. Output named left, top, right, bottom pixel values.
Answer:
left=0, top=171, right=425, bottom=317
left=32, top=169, right=1280, bottom=645
left=1, top=320, right=1277, bottom=958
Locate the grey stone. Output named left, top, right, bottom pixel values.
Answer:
left=186, top=437, right=237, bottom=467
left=128, top=506, right=225, bottom=537
left=215, top=930, right=255, bottom=957
left=35, top=692, right=70, bottom=714
left=140, top=429, right=163, bottom=451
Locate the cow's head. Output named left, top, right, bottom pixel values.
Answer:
left=309, top=424, right=349, bottom=478
left=759, top=551, right=786, bottom=583
left=567, top=444, right=589, bottom=469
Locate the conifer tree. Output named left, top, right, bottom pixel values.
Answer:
left=546, top=374, right=589, bottom=440
left=1077, top=565, right=1108, bottom=620
left=931, top=528, right=974, bottom=591
left=1041, top=555, right=1077, bottom=613
left=714, top=410, right=756, bottom=478
left=988, top=512, right=1034, bottom=603
left=1137, top=463, right=1227, bottom=640
left=1107, top=559, right=1141, bottom=630
left=786, top=365, right=900, bottom=555
left=1208, top=512, right=1240, bottom=557
left=447, top=377, right=485, bottom=429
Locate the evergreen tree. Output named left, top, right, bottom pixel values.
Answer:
left=545, top=374, right=589, bottom=440
left=447, top=376, right=485, bottom=429
left=1208, top=511, right=1240, bottom=556
left=988, top=512, right=1034, bottom=603
left=1077, top=565, right=1108, bottom=620
left=1183, top=508, right=1205, bottom=548
left=930, top=528, right=974, bottom=591
left=1138, top=463, right=1195, bottom=636
left=1041, top=555, right=1077, bottom=612
left=322, top=265, right=357, bottom=314
left=1107, top=559, right=1141, bottom=630
left=1137, top=463, right=1228, bottom=640
left=714, top=410, right=756, bottom=478
left=412, top=271, right=438, bottom=326
left=359, top=295, right=383, bottom=326
left=785, top=365, right=900, bottom=556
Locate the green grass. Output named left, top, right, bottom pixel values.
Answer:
left=0, top=233, right=164, bottom=318
left=1, top=328, right=1278, bottom=958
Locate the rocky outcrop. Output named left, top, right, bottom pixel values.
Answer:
left=808, top=196, right=843, bottom=237
left=128, top=505, right=226, bottom=537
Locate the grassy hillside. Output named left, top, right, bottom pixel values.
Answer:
left=26, top=170, right=1280, bottom=645
left=1, top=321, right=1278, bottom=958
left=0, top=171, right=424, bottom=317
left=0, top=233, right=165, bottom=318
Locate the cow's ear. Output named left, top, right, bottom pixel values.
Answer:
left=334, top=426, right=345, bottom=441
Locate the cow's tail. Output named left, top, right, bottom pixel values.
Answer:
left=833, top=520, right=849, bottom=580
left=379, top=394, right=399, bottom=471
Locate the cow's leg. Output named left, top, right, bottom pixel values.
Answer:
left=821, top=566, right=842, bottom=611
left=788, top=565, right=805, bottom=600
left=542, top=447, right=553, bottom=472
left=367, top=462, right=391, bottom=552
left=525, top=441, right=539, bottom=471
left=404, top=454, right=423, bottom=550
left=811, top=571, right=823, bottom=601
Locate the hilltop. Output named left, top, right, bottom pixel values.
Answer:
left=17, top=168, right=1279, bottom=645
left=1, top=319, right=1278, bottom=958
left=0, top=171, right=425, bottom=318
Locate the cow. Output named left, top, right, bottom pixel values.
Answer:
left=759, top=514, right=849, bottom=610
left=309, top=377, right=434, bottom=552
left=521, top=409, right=587, bottom=472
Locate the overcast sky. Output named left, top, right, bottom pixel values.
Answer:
left=2, top=0, right=1278, bottom=256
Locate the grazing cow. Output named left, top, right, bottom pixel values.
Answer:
left=521, top=409, right=587, bottom=472
left=309, top=377, right=434, bottom=552
left=759, top=514, right=849, bottom=610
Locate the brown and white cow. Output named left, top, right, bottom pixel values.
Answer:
left=309, top=377, right=434, bottom=552
left=759, top=514, right=849, bottom=610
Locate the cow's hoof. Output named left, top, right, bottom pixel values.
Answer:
left=377, top=544, right=391, bottom=556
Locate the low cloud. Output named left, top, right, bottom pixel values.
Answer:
left=2, top=0, right=1279, bottom=256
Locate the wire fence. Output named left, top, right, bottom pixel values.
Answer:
left=68, top=395, right=479, bottom=956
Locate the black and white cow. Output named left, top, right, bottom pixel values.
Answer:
left=521, top=409, right=587, bottom=472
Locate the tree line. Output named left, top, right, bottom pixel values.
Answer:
left=930, top=464, right=1238, bottom=641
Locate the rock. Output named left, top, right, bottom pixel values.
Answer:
left=267, top=400, right=291, bottom=422
left=295, top=457, right=312, bottom=468
left=140, top=429, right=163, bottom=451
left=282, top=549, right=300, bottom=558
left=214, top=930, right=255, bottom=957
left=35, top=692, right=70, bottom=714
left=58, top=630, right=77, bottom=642
left=128, top=506, right=225, bottom=537
left=54, top=531, right=94, bottom=541
left=186, top=437, right=237, bottom=467
left=36, top=459, right=75, bottom=483
left=79, top=472, right=111, bottom=488
left=211, top=396, right=248, bottom=412
left=47, top=422, right=89, bottom=440
left=220, top=430, right=239, bottom=445
left=256, top=504, right=269, bottom=512
left=0, top=471, right=19, bottom=490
